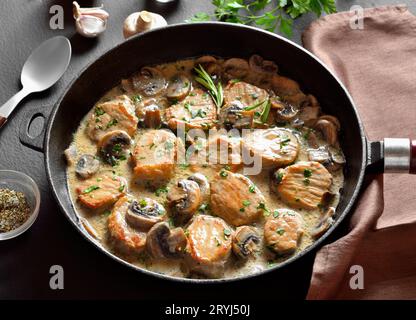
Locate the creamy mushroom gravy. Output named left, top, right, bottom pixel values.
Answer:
left=66, top=56, right=345, bottom=279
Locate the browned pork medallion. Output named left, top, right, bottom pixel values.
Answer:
left=65, top=55, right=345, bottom=279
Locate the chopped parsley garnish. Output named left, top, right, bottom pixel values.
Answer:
left=223, top=229, right=231, bottom=237
left=106, top=118, right=118, bottom=128
left=139, top=199, right=147, bottom=207
left=219, top=170, right=228, bottom=178
left=184, top=102, right=192, bottom=112
left=199, top=203, right=210, bottom=212
left=276, top=228, right=285, bottom=235
left=242, top=200, right=251, bottom=207
left=165, top=141, right=174, bottom=151
left=274, top=171, right=284, bottom=184
left=155, top=186, right=169, bottom=196
left=215, top=237, right=221, bottom=247
left=273, top=210, right=280, bottom=218
left=304, top=169, right=312, bottom=178
left=83, top=185, right=100, bottom=194
left=249, top=185, right=256, bottom=193
left=303, top=129, right=312, bottom=140
left=303, top=178, right=310, bottom=186
left=95, top=107, right=105, bottom=116
left=257, top=202, right=270, bottom=215
left=191, top=108, right=207, bottom=118
left=132, top=94, right=142, bottom=104
left=112, top=143, right=122, bottom=153
left=280, top=137, right=291, bottom=148
left=118, top=184, right=125, bottom=192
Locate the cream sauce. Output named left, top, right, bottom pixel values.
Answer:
left=66, top=57, right=344, bottom=279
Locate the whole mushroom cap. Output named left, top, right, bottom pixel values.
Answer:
left=123, top=11, right=167, bottom=39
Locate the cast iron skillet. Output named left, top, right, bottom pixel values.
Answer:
left=19, top=23, right=416, bottom=283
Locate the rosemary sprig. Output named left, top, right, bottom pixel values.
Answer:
left=244, top=99, right=271, bottom=123
left=243, top=99, right=267, bottom=111
left=260, top=99, right=271, bottom=123
left=194, top=64, right=224, bottom=110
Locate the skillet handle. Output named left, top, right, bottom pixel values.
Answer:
left=410, top=140, right=416, bottom=174
left=367, top=139, right=416, bottom=174
left=19, top=105, right=51, bottom=153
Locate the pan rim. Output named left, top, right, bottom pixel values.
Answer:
left=45, top=22, right=367, bottom=284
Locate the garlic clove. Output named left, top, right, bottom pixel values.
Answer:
left=123, top=11, right=167, bottom=39
left=76, top=15, right=107, bottom=38
left=73, top=1, right=109, bottom=38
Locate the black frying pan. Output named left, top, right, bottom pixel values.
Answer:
left=19, top=23, right=416, bottom=283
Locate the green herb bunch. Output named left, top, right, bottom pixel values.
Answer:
left=187, top=0, right=337, bottom=37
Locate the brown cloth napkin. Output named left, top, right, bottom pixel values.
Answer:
left=302, top=5, right=416, bottom=299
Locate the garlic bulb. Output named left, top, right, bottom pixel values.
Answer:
left=73, top=1, right=109, bottom=38
left=123, top=11, right=167, bottom=39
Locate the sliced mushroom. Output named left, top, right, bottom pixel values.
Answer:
left=232, top=226, right=260, bottom=259
left=308, top=146, right=330, bottom=163
left=132, top=67, right=166, bottom=96
left=306, top=130, right=320, bottom=148
left=146, top=222, right=188, bottom=259
left=271, top=75, right=300, bottom=96
left=167, top=180, right=202, bottom=224
left=314, top=119, right=338, bottom=146
left=98, top=130, right=132, bottom=165
left=298, top=105, right=320, bottom=127
left=64, top=144, right=78, bottom=165
left=249, top=54, right=278, bottom=74
left=302, top=94, right=319, bottom=108
left=125, top=198, right=166, bottom=231
left=222, top=58, right=249, bottom=80
left=329, top=146, right=346, bottom=165
left=319, top=115, right=340, bottom=131
left=311, top=207, right=335, bottom=239
left=274, top=101, right=299, bottom=122
left=143, top=104, right=162, bottom=128
left=291, top=118, right=304, bottom=129
left=166, top=74, right=191, bottom=101
left=195, top=55, right=221, bottom=76
left=75, top=154, right=100, bottom=178
left=219, top=101, right=253, bottom=129
left=187, top=173, right=210, bottom=201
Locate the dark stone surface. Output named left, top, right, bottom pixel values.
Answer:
left=0, top=0, right=414, bottom=299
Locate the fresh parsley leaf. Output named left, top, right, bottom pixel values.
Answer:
left=186, top=0, right=337, bottom=37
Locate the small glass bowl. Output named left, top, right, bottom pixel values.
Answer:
left=0, top=170, right=41, bottom=240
